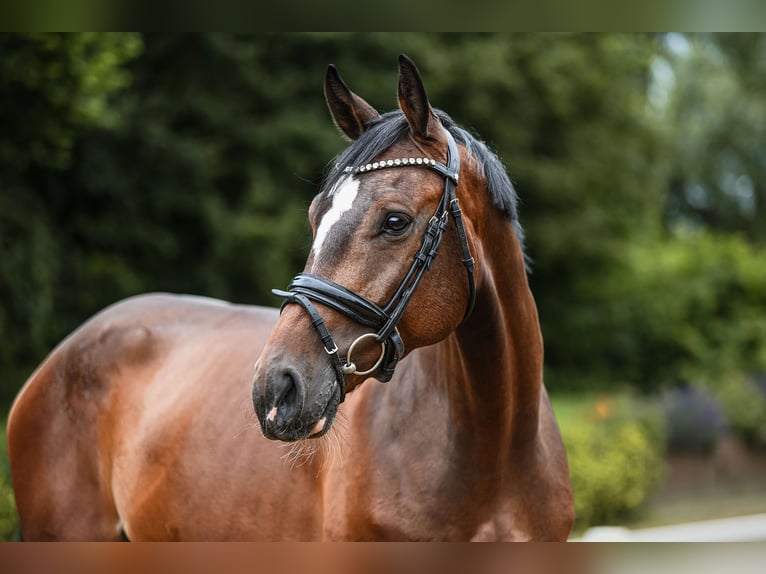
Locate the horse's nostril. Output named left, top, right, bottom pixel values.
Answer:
left=273, top=367, right=304, bottom=425
left=278, top=370, right=297, bottom=409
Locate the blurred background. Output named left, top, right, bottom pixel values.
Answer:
left=1, top=33, right=765, bottom=540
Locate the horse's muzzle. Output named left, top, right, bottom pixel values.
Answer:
left=252, top=362, right=340, bottom=442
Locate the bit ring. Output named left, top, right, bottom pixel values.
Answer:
left=342, top=333, right=386, bottom=376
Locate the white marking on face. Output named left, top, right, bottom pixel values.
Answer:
left=312, top=177, right=360, bottom=261
left=266, top=406, right=277, bottom=422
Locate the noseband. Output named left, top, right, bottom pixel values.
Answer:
left=273, top=131, right=476, bottom=402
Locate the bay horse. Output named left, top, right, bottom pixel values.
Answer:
left=7, top=55, right=574, bottom=540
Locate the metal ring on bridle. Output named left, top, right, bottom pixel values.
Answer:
left=341, top=333, right=386, bottom=376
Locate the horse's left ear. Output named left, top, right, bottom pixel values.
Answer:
left=397, top=54, right=442, bottom=141
left=325, top=64, right=381, bottom=141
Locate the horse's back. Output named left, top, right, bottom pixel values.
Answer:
left=7, top=293, right=290, bottom=540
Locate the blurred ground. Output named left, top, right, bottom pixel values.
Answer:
left=628, top=436, right=766, bottom=529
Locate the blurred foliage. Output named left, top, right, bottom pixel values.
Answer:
left=0, top=33, right=142, bottom=395
left=0, top=477, right=14, bottom=541
left=590, top=230, right=766, bottom=391
left=662, top=34, right=766, bottom=242
left=557, top=394, right=666, bottom=529
left=715, top=376, right=766, bottom=448
left=0, top=420, right=18, bottom=541
left=1, top=33, right=766, bottom=408
left=0, top=33, right=142, bottom=170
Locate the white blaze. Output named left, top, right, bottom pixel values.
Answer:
left=312, top=177, right=360, bottom=261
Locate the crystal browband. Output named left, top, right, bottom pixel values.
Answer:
left=343, top=157, right=459, bottom=181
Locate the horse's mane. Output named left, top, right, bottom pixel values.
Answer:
left=321, top=109, right=526, bottom=253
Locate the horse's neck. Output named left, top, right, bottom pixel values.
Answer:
left=447, top=214, right=543, bottom=457
left=364, top=213, right=543, bottom=472
left=331, top=214, right=544, bottom=538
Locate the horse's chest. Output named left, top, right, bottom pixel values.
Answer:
left=327, top=459, right=499, bottom=541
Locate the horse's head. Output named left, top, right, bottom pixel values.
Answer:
left=252, top=55, right=481, bottom=442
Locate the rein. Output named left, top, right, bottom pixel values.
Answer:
left=273, top=130, right=475, bottom=401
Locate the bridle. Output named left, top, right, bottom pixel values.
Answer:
left=272, top=130, right=475, bottom=402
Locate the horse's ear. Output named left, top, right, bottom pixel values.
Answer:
left=397, top=54, right=442, bottom=141
left=324, top=65, right=381, bottom=141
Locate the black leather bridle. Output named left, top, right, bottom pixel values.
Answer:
left=273, top=130, right=475, bottom=402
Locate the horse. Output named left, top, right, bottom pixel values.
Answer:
left=7, top=55, right=574, bottom=541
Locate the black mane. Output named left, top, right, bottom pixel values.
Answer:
left=321, top=109, right=525, bottom=248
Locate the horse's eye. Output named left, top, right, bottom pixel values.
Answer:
left=383, top=213, right=411, bottom=235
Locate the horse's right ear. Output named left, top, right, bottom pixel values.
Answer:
left=324, top=65, right=381, bottom=141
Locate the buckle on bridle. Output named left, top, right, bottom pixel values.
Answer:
left=324, top=342, right=338, bottom=355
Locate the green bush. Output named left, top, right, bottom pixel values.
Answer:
left=558, top=394, right=666, bottom=530
left=0, top=421, right=19, bottom=541
left=716, top=376, right=766, bottom=448
left=0, top=475, right=17, bottom=542
left=587, top=230, right=766, bottom=393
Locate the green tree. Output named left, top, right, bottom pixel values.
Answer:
left=10, top=33, right=763, bottom=403
left=663, top=33, right=766, bottom=242
left=0, top=33, right=141, bottom=399
left=0, top=33, right=675, bottom=401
